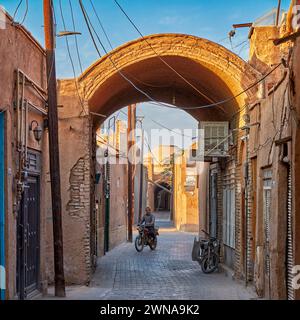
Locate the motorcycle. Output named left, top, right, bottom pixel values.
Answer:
left=135, top=224, right=159, bottom=252
left=192, top=230, right=219, bottom=274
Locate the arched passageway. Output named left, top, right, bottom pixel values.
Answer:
left=154, top=183, right=171, bottom=212
left=60, top=33, right=260, bottom=123
left=57, top=33, right=261, bottom=285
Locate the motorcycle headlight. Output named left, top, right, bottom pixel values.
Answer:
left=213, top=241, right=218, bottom=248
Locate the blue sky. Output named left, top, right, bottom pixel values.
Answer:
left=0, top=0, right=291, bottom=148
left=1, top=0, right=291, bottom=77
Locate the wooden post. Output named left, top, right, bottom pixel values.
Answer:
left=276, top=0, right=282, bottom=26
left=138, top=124, right=144, bottom=222
left=43, top=0, right=66, bottom=297
left=127, top=105, right=136, bottom=242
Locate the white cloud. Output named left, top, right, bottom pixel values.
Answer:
left=159, top=15, right=185, bottom=26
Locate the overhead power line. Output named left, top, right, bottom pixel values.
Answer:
left=79, top=0, right=283, bottom=113
left=120, top=109, right=194, bottom=139
left=113, top=0, right=218, bottom=105
left=78, top=0, right=102, bottom=58
left=12, top=0, right=28, bottom=25
left=69, top=0, right=84, bottom=74
left=59, top=0, right=88, bottom=116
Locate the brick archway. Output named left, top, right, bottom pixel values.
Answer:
left=57, top=33, right=262, bottom=285
left=59, top=33, right=261, bottom=122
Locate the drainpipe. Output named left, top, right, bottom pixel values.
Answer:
left=104, top=139, right=110, bottom=254
left=241, top=119, right=251, bottom=286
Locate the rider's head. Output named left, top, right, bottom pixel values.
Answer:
left=145, top=207, right=152, bottom=215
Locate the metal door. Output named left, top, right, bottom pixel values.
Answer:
left=263, top=169, right=272, bottom=299
left=17, top=175, right=40, bottom=298
left=0, top=113, right=5, bottom=300
left=286, top=165, right=295, bottom=300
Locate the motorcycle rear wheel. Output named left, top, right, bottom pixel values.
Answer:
left=135, top=235, right=144, bottom=252
left=201, top=253, right=219, bottom=274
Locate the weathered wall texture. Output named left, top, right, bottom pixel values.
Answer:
left=246, top=21, right=300, bottom=298
left=292, top=36, right=300, bottom=300
left=53, top=80, right=93, bottom=285
left=108, top=164, right=128, bottom=250
left=0, top=10, right=49, bottom=299
left=249, top=74, right=291, bottom=299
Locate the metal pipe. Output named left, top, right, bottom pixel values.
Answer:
left=16, top=71, right=20, bottom=152
left=24, top=101, right=28, bottom=166
left=20, top=73, right=24, bottom=148
left=26, top=100, right=47, bottom=116
left=19, top=74, right=25, bottom=172
left=17, top=69, right=47, bottom=95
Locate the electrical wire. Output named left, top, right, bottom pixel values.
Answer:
left=89, top=0, right=174, bottom=89
left=12, top=0, right=23, bottom=22
left=144, top=135, right=163, bottom=165
left=59, top=0, right=88, bottom=116
left=12, top=0, right=28, bottom=26
left=78, top=0, right=102, bottom=58
left=69, top=0, right=84, bottom=74
left=96, top=134, right=127, bottom=158
left=80, top=0, right=283, bottom=113
left=120, top=109, right=194, bottom=139
left=19, top=0, right=28, bottom=25
left=113, top=0, right=220, bottom=105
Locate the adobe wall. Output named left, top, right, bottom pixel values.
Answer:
left=0, top=10, right=49, bottom=298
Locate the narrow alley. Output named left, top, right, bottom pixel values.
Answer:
left=42, top=216, right=256, bottom=300
left=1, top=0, right=300, bottom=305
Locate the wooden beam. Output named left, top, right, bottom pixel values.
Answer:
left=273, top=30, right=300, bottom=46
left=233, top=23, right=253, bottom=29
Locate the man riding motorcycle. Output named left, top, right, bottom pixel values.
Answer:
left=140, top=207, right=155, bottom=239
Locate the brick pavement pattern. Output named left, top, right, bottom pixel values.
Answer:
left=46, top=228, right=257, bottom=300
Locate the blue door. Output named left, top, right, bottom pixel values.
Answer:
left=0, top=112, right=5, bottom=300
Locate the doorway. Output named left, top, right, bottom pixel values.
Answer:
left=17, top=152, right=41, bottom=299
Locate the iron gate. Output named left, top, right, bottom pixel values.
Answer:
left=17, top=151, right=41, bottom=299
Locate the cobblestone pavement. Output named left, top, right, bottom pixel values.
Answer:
left=43, top=227, right=257, bottom=300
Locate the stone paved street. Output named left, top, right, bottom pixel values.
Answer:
left=42, top=227, right=257, bottom=300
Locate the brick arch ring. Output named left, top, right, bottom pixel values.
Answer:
left=59, top=33, right=262, bottom=118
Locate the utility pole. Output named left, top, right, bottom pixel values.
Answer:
left=127, top=104, right=136, bottom=242
left=276, top=0, right=282, bottom=26
left=137, top=117, right=145, bottom=222
left=43, top=0, right=66, bottom=297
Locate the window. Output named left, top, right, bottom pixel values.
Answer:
left=200, top=122, right=229, bottom=156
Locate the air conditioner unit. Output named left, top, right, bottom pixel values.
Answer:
left=200, top=121, right=229, bottom=157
